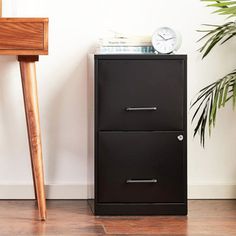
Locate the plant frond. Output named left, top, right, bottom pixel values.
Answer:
left=192, top=1, right=236, bottom=146
left=191, top=70, right=236, bottom=146
left=202, top=0, right=236, bottom=17
left=198, top=22, right=236, bottom=58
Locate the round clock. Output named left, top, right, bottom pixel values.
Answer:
left=152, top=27, right=181, bottom=54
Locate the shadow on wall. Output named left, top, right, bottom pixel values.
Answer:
left=44, top=55, right=88, bottom=189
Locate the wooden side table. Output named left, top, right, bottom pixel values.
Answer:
left=0, top=18, right=48, bottom=220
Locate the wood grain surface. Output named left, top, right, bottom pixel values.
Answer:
left=0, top=18, right=48, bottom=55
left=19, top=57, right=46, bottom=221
left=0, top=200, right=235, bottom=235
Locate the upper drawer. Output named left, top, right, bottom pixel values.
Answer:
left=0, top=18, right=48, bottom=55
left=97, top=57, right=186, bottom=131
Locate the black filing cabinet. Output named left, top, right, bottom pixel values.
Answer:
left=88, top=54, right=187, bottom=215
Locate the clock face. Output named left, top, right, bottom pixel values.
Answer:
left=152, top=27, right=178, bottom=54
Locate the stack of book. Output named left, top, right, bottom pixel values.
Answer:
left=96, top=33, right=154, bottom=54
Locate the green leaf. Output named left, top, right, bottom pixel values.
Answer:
left=218, top=77, right=226, bottom=108
left=202, top=0, right=236, bottom=17
left=198, top=22, right=236, bottom=58
left=191, top=71, right=236, bottom=146
left=201, top=101, right=209, bottom=147
left=190, top=86, right=214, bottom=108
left=232, top=79, right=236, bottom=108
left=220, top=32, right=236, bottom=44
left=208, top=2, right=236, bottom=7
left=202, top=0, right=233, bottom=2
left=223, top=79, right=230, bottom=106
left=208, top=93, right=214, bottom=136
left=202, top=35, right=223, bottom=58
left=211, top=86, right=219, bottom=126
left=194, top=104, right=207, bottom=137
left=213, top=6, right=236, bottom=14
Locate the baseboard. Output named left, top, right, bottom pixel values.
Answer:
left=0, top=184, right=236, bottom=199
left=0, top=184, right=88, bottom=199
left=188, top=185, right=236, bottom=199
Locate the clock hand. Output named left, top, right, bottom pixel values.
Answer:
left=158, top=34, right=167, bottom=40
left=166, top=37, right=176, bottom=40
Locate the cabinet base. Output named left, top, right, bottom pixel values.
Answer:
left=88, top=200, right=187, bottom=216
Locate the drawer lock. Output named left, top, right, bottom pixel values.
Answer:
left=177, top=135, right=184, bottom=141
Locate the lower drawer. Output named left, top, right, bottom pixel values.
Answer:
left=97, top=131, right=186, bottom=203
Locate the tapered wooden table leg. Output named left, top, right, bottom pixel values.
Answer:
left=18, top=55, right=46, bottom=221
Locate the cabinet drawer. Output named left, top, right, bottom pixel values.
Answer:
left=0, top=18, right=48, bottom=55
left=97, top=59, right=185, bottom=131
left=97, top=131, right=185, bottom=203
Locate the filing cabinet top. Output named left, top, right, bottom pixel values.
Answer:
left=94, top=54, right=187, bottom=60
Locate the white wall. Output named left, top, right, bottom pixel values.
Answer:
left=0, top=0, right=236, bottom=199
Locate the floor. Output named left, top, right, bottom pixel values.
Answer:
left=0, top=200, right=235, bottom=236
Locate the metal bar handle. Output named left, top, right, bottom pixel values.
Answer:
left=126, top=179, right=158, bottom=183
left=125, top=107, right=157, bottom=111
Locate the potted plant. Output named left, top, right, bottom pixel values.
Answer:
left=191, top=0, right=236, bottom=146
